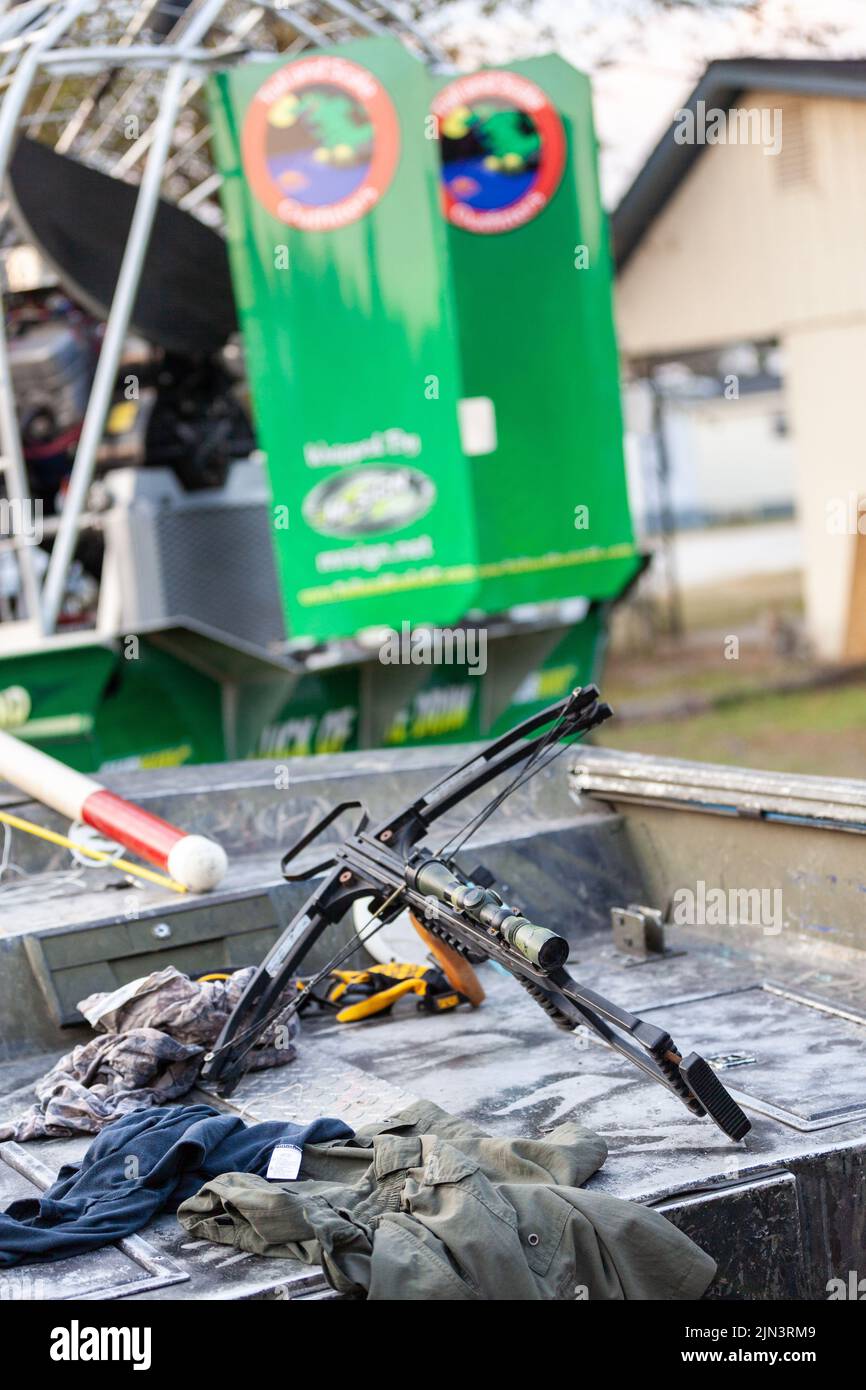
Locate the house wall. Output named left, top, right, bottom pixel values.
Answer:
left=615, top=91, right=866, bottom=357
left=785, top=321, right=866, bottom=660
left=614, top=89, right=866, bottom=659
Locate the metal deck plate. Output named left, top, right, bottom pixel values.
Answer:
left=643, top=983, right=866, bottom=1131
left=0, top=1141, right=190, bottom=1300
left=0, top=1135, right=333, bottom=1302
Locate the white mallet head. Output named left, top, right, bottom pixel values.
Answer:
left=167, top=835, right=228, bottom=893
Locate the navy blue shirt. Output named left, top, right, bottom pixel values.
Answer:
left=0, top=1102, right=352, bottom=1266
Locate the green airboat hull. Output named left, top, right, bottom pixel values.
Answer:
left=0, top=604, right=606, bottom=772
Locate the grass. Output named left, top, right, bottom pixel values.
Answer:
left=596, top=673, right=866, bottom=776
left=597, top=568, right=866, bottom=777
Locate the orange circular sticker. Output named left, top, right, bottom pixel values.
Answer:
left=432, top=72, right=566, bottom=234
left=242, top=56, right=400, bottom=232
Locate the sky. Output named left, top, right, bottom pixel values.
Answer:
left=416, top=0, right=866, bottom=205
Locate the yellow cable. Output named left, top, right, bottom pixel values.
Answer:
left=0, top=808, right=188, bottom=894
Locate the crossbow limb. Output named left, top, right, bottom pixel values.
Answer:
left=201, top=687, right=751, bottom=1143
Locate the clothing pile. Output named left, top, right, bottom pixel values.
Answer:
left=1, top=1096, right=717, bottom=1299
left=0, top=966, right=295, bottom=1142
left=0, top=1104, right=351, bottom=1267
left=177, top=1100, right=716, bottom=1300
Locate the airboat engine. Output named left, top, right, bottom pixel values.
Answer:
left=5, top=137, right=250, bottom=501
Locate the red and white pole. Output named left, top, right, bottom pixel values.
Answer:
left=0, top=729, right=227, bottom=892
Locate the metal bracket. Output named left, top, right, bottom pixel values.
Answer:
left=610, top=903, right=684, bottom=964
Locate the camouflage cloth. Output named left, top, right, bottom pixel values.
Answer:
left=177, top=1100, right=716, bottom=1301
left=0, top=967, right=295, bottom=1143
left=77, top=965, right=292, bottom=1064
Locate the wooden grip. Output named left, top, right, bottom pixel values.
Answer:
left=409, top=912, right=485, bottom=1007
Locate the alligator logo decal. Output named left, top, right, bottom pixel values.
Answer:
left=433, top=72, right=566, bottom=234
left=242, top=56, right=400, bottom=231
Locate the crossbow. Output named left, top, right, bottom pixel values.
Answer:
left=202, top=686, right=751, bottom=1142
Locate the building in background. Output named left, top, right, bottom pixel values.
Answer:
left=612, top=59, right=866, bottom=661
left=624, top=363, right=794, bottom=535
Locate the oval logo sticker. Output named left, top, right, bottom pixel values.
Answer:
left=242, top=56, right=400, bottom=232
left=432, top=72, right=565, bottom=234
left=302, top=466, right=436, bottom=539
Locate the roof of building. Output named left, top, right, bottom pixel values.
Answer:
left=612, top=58, right=866, bottom=272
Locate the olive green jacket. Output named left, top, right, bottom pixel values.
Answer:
left=177, top=1100, right=715, bottom=1300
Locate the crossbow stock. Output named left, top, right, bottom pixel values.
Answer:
left=202, top=686, right=751, bottom=1142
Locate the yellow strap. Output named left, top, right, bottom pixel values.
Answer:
left=329, top=969, right=372, bottom=986
left=0, top=808, right=188, bottom=894
left=434, top=993, right=461, bottom=1011
left=370, top=962, right=429, bottom=982
left=336, top=978, right=425, bottom=1023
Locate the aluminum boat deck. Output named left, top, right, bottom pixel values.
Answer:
left=1, top=745, right=865, bottom=1300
